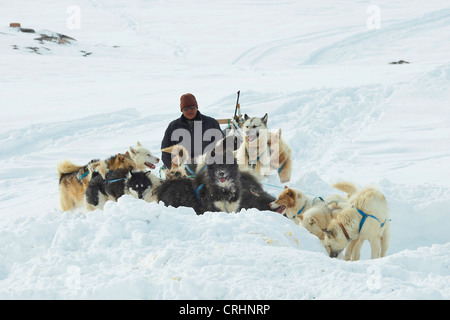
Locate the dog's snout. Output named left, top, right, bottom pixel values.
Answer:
left=329, top=251, right=339, bottom=258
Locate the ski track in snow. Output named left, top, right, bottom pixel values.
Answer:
left=1, top=0, right=450, bottom=299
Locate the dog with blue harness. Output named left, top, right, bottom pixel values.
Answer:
left=322, top=183, right=390, bottom=261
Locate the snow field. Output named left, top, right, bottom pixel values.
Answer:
left=0, top=0, right=449, bottom=299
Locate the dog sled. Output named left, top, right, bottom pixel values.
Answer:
left=216, top=90, right=245, bottom=150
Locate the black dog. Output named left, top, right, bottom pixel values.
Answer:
left=125, top=170, right=156, bottom=200
left=153, top=177, right=201, bottom=212
left=85, top=167, right=132, bottom=210
left=193, top=149, right=241, bottom=214
left=155, top=149, right=241, bottom=215
left=239, top=171, right=276, bottom=212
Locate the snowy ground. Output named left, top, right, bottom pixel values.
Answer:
left=0, top=0, right=449, bottom=299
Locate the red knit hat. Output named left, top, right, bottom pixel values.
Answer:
left=180, top=93, right=198, bottom=111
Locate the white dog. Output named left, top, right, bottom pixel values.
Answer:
left=322, top=182, right=390, bottom=260
left=235, top=114, right=271, bottom=180
left=130, top=141, right=160, bottom=171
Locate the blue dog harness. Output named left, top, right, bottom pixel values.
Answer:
left=245, top=148, right=266, bottom=170
left=356, top=208, right=387, bottom=232
left=78, top=171, right=89, bottom=181
left=195, top=183, right=204, bottom=200
left=277, top=160, right=287, bottom=173
left=294, top=196, right=324, bottom=218
left=185, top=164, right=206, bottom=178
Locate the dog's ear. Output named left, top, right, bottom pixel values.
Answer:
left=277, top=128, right=282, bottom=136
left=262, top=113, right=268, bottom=125
left=137, top=141, right=142, bottom=147
left=284, top=185, right=288, bottom=189
left=244, top=114, right=249, bottom=121
left=327, top=200, right=339, bottom=210
left=117, top=153, right=124, bottom=162
left=287, top=188, right=295, bottom=198
left=322, top=228, right=335, bottom=238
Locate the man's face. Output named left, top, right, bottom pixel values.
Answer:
left=182, top=106, right=198, bottom=120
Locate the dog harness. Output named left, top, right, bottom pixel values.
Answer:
left=106, top=177, right=127, bottom=184
left=245, top=148, right=266, bottom=170
left=195, top=183, right=204, bottom=200
left=78, top=171, right=89, bottom=181
left=277, top=160, right=287, bottom=173
left=185, top=164, right=206, bottom=178
left=295, top=203, right=306, bottom=217
left=294, top=196, right=324, bottom=218
left=356, top=208, right=387, bottom=232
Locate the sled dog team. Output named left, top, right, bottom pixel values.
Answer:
left=57, top=114, right=390, bottom=261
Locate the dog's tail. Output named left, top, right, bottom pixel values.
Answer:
left=57, top=160, right=83, bottom=180
left=352, top=186, right=388, bottom=215
left=332, top=181, right=358, bottom=198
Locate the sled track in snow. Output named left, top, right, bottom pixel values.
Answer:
left=303, top=8, right=450, bottom=64
left=232, top=7, right=450, bottom=67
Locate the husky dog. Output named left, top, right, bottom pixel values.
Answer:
left=125, top=170, right=161, bottom=201
left=268, top=129, right=292, bottom=183
left=322, top=183, right=390, bottom=260
left=239, top=171, right=276, bottom=212
left=269, top=186, right=345, bottom=240
left=155, top=149, right=241, bottom=215
left=234, top=114, right=271, bottom=180
left=193, top=149, right=241, bottom=214
left=58, top=152, right=135, bottom=212
left=130, top=141, right=160, bottom=170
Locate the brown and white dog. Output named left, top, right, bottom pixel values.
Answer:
left=322, top=182, right=390, bottom=260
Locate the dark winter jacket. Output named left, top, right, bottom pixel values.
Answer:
left=161, top=111, right=224, bottom=169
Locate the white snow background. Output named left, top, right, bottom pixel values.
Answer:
left=0, top=0, right=449, bottom=299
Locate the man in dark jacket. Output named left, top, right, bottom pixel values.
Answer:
left=161, top=93, right=224, bottom=169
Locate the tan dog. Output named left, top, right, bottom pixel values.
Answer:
left=269, top=186, right=344, bottom=240
left=268, top=129, right=292, bottom=183
left=322, top=182, right=390, bottom=260
left=58, top=159, right=99, bottom=212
